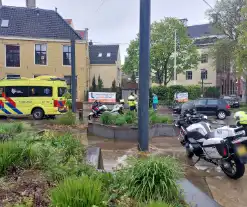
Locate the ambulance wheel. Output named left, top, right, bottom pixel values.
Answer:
left=32, top=108, right=44, bottom=120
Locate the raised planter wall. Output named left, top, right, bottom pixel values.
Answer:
left=88, top=122, right=177, bottom=140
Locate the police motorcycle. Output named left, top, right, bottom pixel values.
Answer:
left=88, top=100, right=125, bottom=120
left=175, top=109, right=247, bottom=179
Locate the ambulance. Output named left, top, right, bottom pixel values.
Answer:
left=0, top=76, right=68, bottom=120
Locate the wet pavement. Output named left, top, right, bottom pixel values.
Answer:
left=0, top=115, right=246, bottom=207
left=87, top=135, right=246, bottom=207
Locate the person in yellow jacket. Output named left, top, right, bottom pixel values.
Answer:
left=128, top=92, right=137, bottom=111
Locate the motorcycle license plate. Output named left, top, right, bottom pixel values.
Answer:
left=237, top=145, right=247, bottom=156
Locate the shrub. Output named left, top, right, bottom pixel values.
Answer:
left=116, top=156, right=183, bottom=203
left=0, top=122, right=24, bottom=134
left=50, top=176, right=107, bottom=207
left=124, top=111, right=137, bottom=124
left=54, top=111, right=76, bottom=125
left=115, top=116, right=127, bottom=126
left=100, top=112, right=115, bottom=125
left=149, top=110, right=172, bottom=124
left=0, top=141, right=25, bottom=176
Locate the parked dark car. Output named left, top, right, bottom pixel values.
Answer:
left=180, top=98, right=231, bottom=120
left=171, top=102, right=183, bottom=114
left=222, top=96, right=240, bottom=108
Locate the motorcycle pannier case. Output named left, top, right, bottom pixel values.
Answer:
left=203, top=138, right=227, bottom=159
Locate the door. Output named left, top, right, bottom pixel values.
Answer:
left=194, top=99, right=207, bottom=114
left=205, top=99, right=218, bottom=115
left=4, top=86, right=29, bottom=115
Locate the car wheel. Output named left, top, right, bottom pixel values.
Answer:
left=32, top=108, right=44, bottom=120
left=217, top=110, right=226, bottom=120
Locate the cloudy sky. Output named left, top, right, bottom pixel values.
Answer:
left=2, top=0, right=216, bottom=63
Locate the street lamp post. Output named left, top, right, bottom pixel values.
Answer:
left=138, top=0, right=151, bottom=152
left=201, top=69, right=206, bottom=97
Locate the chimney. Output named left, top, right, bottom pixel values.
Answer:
left=89, top=40, right=93, bottom=46
left=0, top=0, right=2, bottom=6
left=26, top=0, right=36, bottom=8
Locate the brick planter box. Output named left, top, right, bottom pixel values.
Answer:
left=87, top=122, right=176, bottom=140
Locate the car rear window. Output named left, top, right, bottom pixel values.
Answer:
left=58, top=87, right=67, bottom=97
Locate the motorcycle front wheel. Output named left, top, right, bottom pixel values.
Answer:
left=221, top=155, right=245, bottom=180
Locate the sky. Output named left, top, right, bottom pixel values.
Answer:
left=2, top=0, right=216, bottom=63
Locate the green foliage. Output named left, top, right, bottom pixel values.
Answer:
left=123, top=17, right=199, bottom=85
left=114, top=156, right=184, bottom=203
left=53, top=111, right=76, bottom=125
left=98, top=75, right=104, bottom=91
left=91, top=75, right=97, bottom=92
left=149, top=110, right=172, bottom=124
left=151, top=85, right=219, bottom=104
left=115, top=116, right=127, bottom=126
left=206, top=0, right=245, bottom=75
left=235, top=1, right=247, bottom=75
left=204, top=86, right=220, bottom=98
left=0, top=141, right=25, bottom=176
left=50, top=176, right=107, bottom=207
left=0, top=122, right=24, bottom=135
left=100, top=112, right=115, bottom=125
left=131, top=73, right=137, bottom=82
left=63, top=92, right=72, bottom=110
left=124, top=111, right=137, bottom=124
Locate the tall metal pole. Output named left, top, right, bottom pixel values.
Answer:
left=138, top=0, right=151, bottom=152
left=174, top=30, right=177, bottom=85
left=71, top=39, right=77, bottom=113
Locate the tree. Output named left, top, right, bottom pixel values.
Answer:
left=98, top=75, right=104, bottom=91
left=206, top=0, right=245, bottom=68
left=111, top=79, right=117, bottom=92
left=131, top=73, right=136, bottom=82
left=91, top=75, right=97, bottom=92
left=123, top=17, right=199, bottom=86
left=235, top=0, right=247, bottom=75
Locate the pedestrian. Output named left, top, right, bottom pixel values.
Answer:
left=128, top=92, right=137, bottom=111
left=152, top=93, right=158, bottom=111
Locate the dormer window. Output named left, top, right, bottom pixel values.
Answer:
left=107, top=53, right=111, bottom=57
left=1, top=19, right=9, bottom=28
left=98, top=53, right=102, bottom=57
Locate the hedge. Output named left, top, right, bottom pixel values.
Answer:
left=151, top=85, right=220, bottom=105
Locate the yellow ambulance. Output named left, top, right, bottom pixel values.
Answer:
left=0, top=76, right=68, bottom=120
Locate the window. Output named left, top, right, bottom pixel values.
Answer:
left=7, top=74, right=20, bottom=79
left=63, top=46, right=71, bottom=65
left=98, top=53, right=102, bottom=57
left=186, top=71, right=192, bottom=80
left=201, top=70, right=208, bottom=80
left=6, top=45, right=20, bottom=67
left=195, top=99, right=207, bottom=106
left=107, top=53, right=111, bottom=57
left=5, top=86, right=28, bottom=97
left=29, top=86, right=52, bottom=97
left=201, top=54, right=208, bottom=63
left=1, top=20, right=9, bottom=28
left=58, top=87, right=68, bottom=97
left=35, top=44, right=47, bottom=65
left=207, top=99, right=218, bottom=105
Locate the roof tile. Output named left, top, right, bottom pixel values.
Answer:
left=0, top=6, right=81, bottom=40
